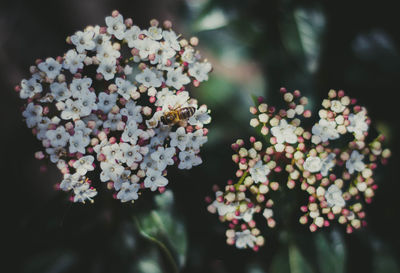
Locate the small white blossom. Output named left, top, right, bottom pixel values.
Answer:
left=178, top=150, right=202, bottom=170
left=97, top=92, right=118, bottom=113
left=135, top=68, right=162, bottom=88
left=121, top=120, right=143, bottom=144
left=38, top=58, right=62, bottom=80
left=150, top=147, right=175, bottom=170
left=120, top=143, right=142, bottom=167
left=105, top=14, right=126, bottom=40
left=346, top=150, right=366, bottom=174
left=144, top=168, right=168, bottom=191
left=135, top=38, right=160, bottom=59
left=103, top=112, right=123, bottom=131
left=19, top=78, right=42, bottom=99
left=271, top=119, right=297, bottom=144
left=312, top=119, right=339, bottom=143
left=187, top=129, right=208, bottom=150
left=263, top=208, right=274, bottom=219
left=73, top=183, right=97, bottom=203
left=100, top=161, right=124, bottom=182
left=347, top=111, right=368, bottom=139
left=69, top=131, right=90, bottom=154
left=50, top=82, right=71, bottom=101
left=22, top=103, right=43, bottom=128
left=145, top=26, right=163, bottom=40
left=120, top=100, right=143, bottom=123
left=96, top=42, right=121, bottom=62
left=235, top=230, right=257, bottom=249
left=325, top=185, right=345, bottom=208
left=188, top=105, right=211, bottom=127
left=166, top=67, right=190, bottom=90
left=117, top=182, right=140, bottom=202
left=61, top=99, right=83, bottom=120
left=320, top=153, right=336, bottom=176
left=97, top=58, right=117, bottom=81
left=124, top=26, right=141, bottom=48
left=70, top=78, right=92, bottom=97
left=73, top=155, right=94, bottom=175
left=115, top=77, right=137, bottom=100
left=189, top=62, right=212, bottom=82
left=162, top=30, right=180, bottom=51
left=70, top=30, right=96, bottom=53
left=63, top=49, right=86, bottom=74
left=249, top=160, right=271, bottom=183
left=303, top=156, right=322, bottom=173
left=169, top=127, right=189, bottom=151
left=330, top=100, right=346, bottom=113
left=46, top=126, right=69, bottom=148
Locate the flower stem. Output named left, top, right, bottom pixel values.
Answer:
left=235, top=171, right=249, bottom=190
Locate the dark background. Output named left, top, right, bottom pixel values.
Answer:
left=1, top=0, right=399, bottom=272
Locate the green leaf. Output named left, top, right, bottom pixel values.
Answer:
left=134, top=190, right=187, bottom=272
left=270, top=241, right=313, bottom=273
left=293, top=7, right=325, bottom=73
left=315, top=230, right=346, bottom=273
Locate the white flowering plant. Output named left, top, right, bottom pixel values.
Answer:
left=207, top=88, right=390, bottom=251
left=15, top=10, right=212, bottom=204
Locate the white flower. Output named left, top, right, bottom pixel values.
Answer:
left=92, top=26, right=111, bottom=49
left=113, top=170, right=131, bottom=191
left=63, top=49, right=85, bottom=73
left=61, top=99, right=83, bottom=120
left=73, top=155, right=94, bottom=175
left=77, top=91, right=97, bottom=116
left=46, top=126, right=69, bottom=147
left=178, top=150, right=202, bottom=170
left=169, top=127, right=189, bottom=151
left=115, top=77, right=137, bottom=100
left=70, top=78, right=92, bottom=98
left=187, top=129, right=208, bottom=150
left=135, top=38, right=160, bottom=59
left=150, top=42, right=176, bottom=65
left=150, top=147, right=175, bottom=170
left=22, top=103, right=43, bottom=128
left=73, top=182, right=97, bottom=203
left=19, top=78, right=42, bottom=99
left=166, top=67, right=190, bottom=90
left=330, top=100, right=346, bottom=113
left=103, top=112, right=123, bottom=131
left=146, top=26, right=163, bottom=40
left=235, top=207, right=254, bottom=222
left=121, top=120, right=143, bottom=144
left=120, top=100, right=143, bottom=123
left=124, top=26, right=142, bottom=48
left=161, top=91, right=190, bottom=112
left=320, top=153, right=336, bottom=176
left=69, top=131, right=90, bottom=154
left=105, top=14, right=126, bottom=40
left=181, top=48, right=196, bottom=63
left=97, top=92, right=118, bottom=113
left=144, top=168, right=168, bottom=191
left=346, top=150, right=366, bottom=174
left=135, top=68, right=162, bottom=88
left=120, top=143, right=142, bottom=167
left=101, top=143, right=124, bottom=163
left=100, top=161, right=124, bottom=182
left=271, top=119, right=297, bottom=144
left=188, top=105, right=211, bottom=127
left=50, top=82, right=71, bottom=101
left=117, top=182, right=140, bottom=202
left=97, top=58, right=117, bottom=81
left=347, top=111, right=368, bottom=139
left=162, top=30, right=180, bottom=51
left=303, top=156, right=323, bottom=173
left=325, top=185, right=345, bottom=208
left=70, top=29, right=96, bottom=53
left=212, top=192, right=236, bottom=216
left=189, top=62, right=212, bottom=82
left=96, top=42, right=121, bottom=62
left=235, top=230, right=257, bottom=249
left=155, top=88, right=173, bottom=107
left=60, top=173, right=81, bottom=191
left=46, top=147, right=66, bottom=163
left=312, top=119, right=339, bottom=143
left=38, top=58, right=62, bottom=80
left=249, top=160, right=271, bottom=183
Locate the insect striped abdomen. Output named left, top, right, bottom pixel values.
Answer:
left=178, top=107, right=196, bottom=120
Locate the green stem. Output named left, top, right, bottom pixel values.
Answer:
left=134, top=216, right=179, bottom=273
left=234, top=171, right=249, bottom=190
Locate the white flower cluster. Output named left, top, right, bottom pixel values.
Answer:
left=17, top=11, right=212, bottom=203
left=209, top=88, right=390, bottom=251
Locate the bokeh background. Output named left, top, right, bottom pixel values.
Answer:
left=1, top=0, right=399, bottom=272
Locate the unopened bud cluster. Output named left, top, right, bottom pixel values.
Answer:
left=16, top=11, right=212, bottom=203
left=207, top=88, right=390, bottom=250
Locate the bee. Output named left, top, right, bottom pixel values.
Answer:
left=160, top=105, right=196, bottom=125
